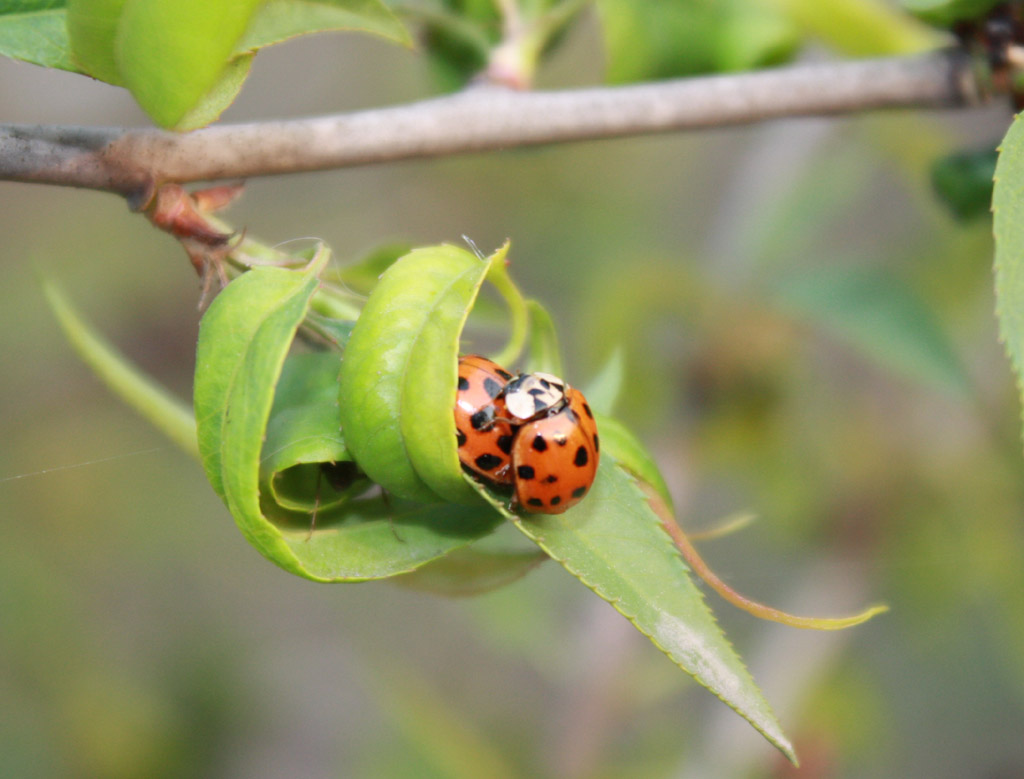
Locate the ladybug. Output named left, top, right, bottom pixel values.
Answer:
left=454, top=354, right=516, bottom=484
left=509, top=383, right=599, bottom=515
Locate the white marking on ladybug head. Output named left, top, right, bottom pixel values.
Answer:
left=503, top=372, right=568, bottom=421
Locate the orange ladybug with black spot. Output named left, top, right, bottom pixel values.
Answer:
left=502, top=373, right=599, bottom=514
left=454, top=355, right=516, bottom=485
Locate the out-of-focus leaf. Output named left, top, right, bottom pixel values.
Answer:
left=327, top=243, right=411, bottom=296
left=596, top=0, right=798, bottom=83
left=931, top=147, right=997, bottom=221
left=758, top=0, right=941, bottom=55
left=901, top=0, right=1001, bottom=26
left=583, top=347, right=624, bottom=417
left=467, top=460, right=796, bottom=764
left=484, top=252, right=529, bottom=370
left=522, top=299, right=562, bottom=376
left=236, top=0, right=411, bottom=51
left=364, top=661, right=518, bottom=779
left=66, top=0, right=125, bottom=82
left=115, top=0, right=264, bottom=128
left=0, top=1, right=79, bottom=72
left=772, top=267, right=970, bottom=397
left=42, top=278, right=198, bottom=458
left=412, top=0, right=500, bottom=89
left=393, top=545, right=547, bottom=596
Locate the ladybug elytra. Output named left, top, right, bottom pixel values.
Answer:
left=455, top=354, right=516, bottom=484
left=455, top=355, right=599, bottom=514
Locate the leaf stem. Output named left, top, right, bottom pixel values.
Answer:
left=652, top=489, right=888, bottom=630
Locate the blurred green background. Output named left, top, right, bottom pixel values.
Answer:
left=4, top=5, right=1024, bottom=777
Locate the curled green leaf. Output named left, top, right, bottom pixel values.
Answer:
left=338, top=242, right=513, bottom=504
left=195, top=248, right=500, bottom=580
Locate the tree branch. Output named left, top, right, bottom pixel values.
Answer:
left=0, top=49, right=985, bottom=198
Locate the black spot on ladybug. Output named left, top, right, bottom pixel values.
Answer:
left=483, top=377, right=502, bottom=398
left=574, top=446, right=589, bottom=467
left=475, top=453, right=503, bottom=471
left=572, top=486, right=588, bottom=499
left=517, top=465, right=536, bottom=480
left=593, top=434, right=599, bottom=452
left=550, top=496, right=561, bottom=506
left=456, top=429, right=467, bottom=447
left=545, top=475, right=558, bottom=483
left=458, top=376, right=469, bottom=391
left=497, top=368, right=513, bottom=380
left=528, top=388, right=546, bottom=397
left=470, top=409, right=492, bottom=430
left=527, top=498, right=544, bottom=507
left=497, top=434, right=513, bottom=454
left=532, top=435, right=547, bottom=452
left=582, top=402, right=593, bottom=419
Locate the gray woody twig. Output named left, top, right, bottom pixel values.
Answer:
left=0, top=49, right=984, bottom=198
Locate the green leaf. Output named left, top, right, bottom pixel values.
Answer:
left=172, top=53, right=254, bottom=131
left=195, top=251, right=499, bottom=580
left=66, top=0, right=125, bottom=82
left=0, top=1, right=79, bottom=72
left=522, top=299, right=561, bottom=375
left=414, top=0, right=499, bottom=90
left=236, top=0, right=411, bottom=52
left=994, top=114, right=1024, bottom=444
left=772, top=267, right=970, bottom=397
left=326, top=242, right=412, bottom=297
left=115, top=0, right=264, bottom=128
left=42, top=278, right=198, bottom=458
left=582, top=347, right=624, bottom=417
left=484, top=253, right=529, bottom=370
left=467, top=459, right=796, bottom=763
left=338, top=243, right=510, bottom=504
left=901, top=0, right=1002, bottom=26
left=362, top=660, right=519, bottom=779
left=392, top=544, right=547, bottom=596
left=759, top=0, right=941, bottom=55
left=261, top=351, right=360, bottom=513
left=931, top=147, right=997, bottom=221
left=595, top=0, right=798, bottom=83
left=594, top=413, right=673, bottom=511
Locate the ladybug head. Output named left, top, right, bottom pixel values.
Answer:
left=503, top=372, right=569, bottom=422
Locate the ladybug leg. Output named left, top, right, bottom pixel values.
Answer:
left=306, top=467, right=325, bottom=541
left=379, top=489, right=406, bottom=543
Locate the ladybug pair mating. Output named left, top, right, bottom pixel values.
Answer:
left=455, top=355, right=600, bottom=514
